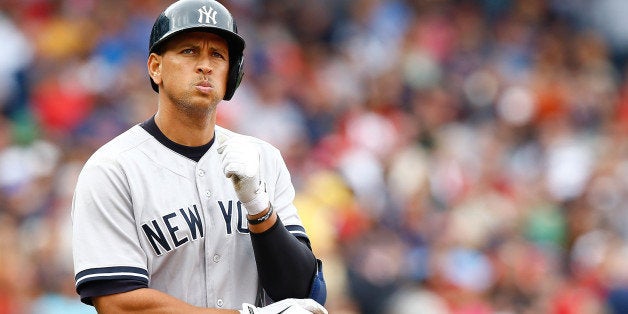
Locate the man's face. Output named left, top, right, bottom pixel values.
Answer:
left=150, top=31, right=230, bottom=113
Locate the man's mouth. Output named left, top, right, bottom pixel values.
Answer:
left=195, top=81, right=213, bottom=93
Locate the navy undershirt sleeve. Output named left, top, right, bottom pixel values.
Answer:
left=250, top=218, right=317, bottom=301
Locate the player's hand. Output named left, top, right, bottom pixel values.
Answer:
left=239, top=298, right=328, bottom=314
left=217, top=136, right=269, bottom=216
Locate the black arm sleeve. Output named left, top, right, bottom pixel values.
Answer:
left=250, top=217, right=317, bottom=301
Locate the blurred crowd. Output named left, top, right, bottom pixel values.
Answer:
left=3, top=0, right=628, bottom=313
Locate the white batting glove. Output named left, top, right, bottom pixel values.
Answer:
left=239, top=298, right=328, bottom=314
left=217, top=136, right=269, bottom=215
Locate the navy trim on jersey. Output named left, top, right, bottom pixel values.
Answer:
left=286, top=224, right=311, bottom=248
left=140, top=115, right=214, bottom=162
left=75, top=266, right=149, bottom=305
left=285, top=224, right=307, bottom=236
left=75, top=266, right=149, bottom=288
left=78, top=278, right=149, bottom=306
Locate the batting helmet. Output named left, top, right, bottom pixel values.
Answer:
left=149, top=0, right=245, bottom=100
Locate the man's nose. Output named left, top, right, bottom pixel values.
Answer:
left=196, top=56, right=213, bottom=74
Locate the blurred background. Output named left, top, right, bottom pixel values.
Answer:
left=3, top=0, right=628, bottom=313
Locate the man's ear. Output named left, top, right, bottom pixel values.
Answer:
left=147, top=53, right=162, bottom=85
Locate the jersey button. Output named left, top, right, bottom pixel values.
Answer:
left=204, top=190, right=211, bottom=198
left=216, top=299, right=224, bottom=307
left=213, top=254, right=221, bottom=263
left=198, top=169, right=205, bottom=177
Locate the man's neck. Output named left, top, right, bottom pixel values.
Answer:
left=154, top=107, right=217, bottom=147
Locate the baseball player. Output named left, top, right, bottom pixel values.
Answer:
left=71, top=0, right=327, bottom=313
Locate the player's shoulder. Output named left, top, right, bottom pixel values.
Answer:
left=215, top=125, right=279, bottom=154
left=86, top=125, right=151, bottom=165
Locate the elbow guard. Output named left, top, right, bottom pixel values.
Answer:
left=308, top=259, right=327, bottom=305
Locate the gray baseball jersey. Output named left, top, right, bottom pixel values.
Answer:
left=72, top=124, right=308, bottom=309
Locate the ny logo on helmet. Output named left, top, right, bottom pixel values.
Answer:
left=198, top=6, right=217, bottom=24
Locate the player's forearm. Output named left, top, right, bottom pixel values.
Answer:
left=93, top=288, right=239, bottom=314
left=250, top=218, right=317, bottom=300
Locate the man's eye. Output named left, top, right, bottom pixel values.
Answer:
left=212, top=51, right=225, bottom=59
left=182, top=48, right=195, bottom=54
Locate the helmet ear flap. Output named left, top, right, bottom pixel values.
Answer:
left=150, top=78, right=159, bottom=93
left=224, top=56, right=243, bottom=100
